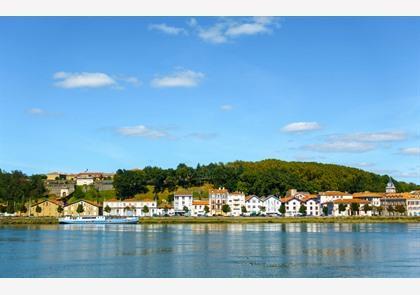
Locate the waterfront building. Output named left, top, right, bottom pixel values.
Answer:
left=319, top=191, right=353, bottom=205
left=103, top=199, right=157, bottom=217
left=174, top=193, right=193, bottom=215
left=352, top=192, right=383, bottom=207
left=191, top=200, right=209, bottom=216
left=385, top=177, right=397, bottom=194
left=227, top=192, right=246, bottom=216
left=406, top=196, right=420, bottom=216
left=380, top=193, right=408, bottom=216
left=281, top=196, right=302, bottom=216
left=46, top=172, right=67, bottom=181
left=245, top=195, right=261, bottom=214
left=260, top=195, right=281, bottom=215
left=63, top=200, right=101, bottom=216
left=156, top=203, right=175, bottom=216
left=209, top=187, right=228, bottom=216
left=29, top=200, right=63, bottom=217
left=327, top=199, right=370, bottom=216
left=302, top=195, right=321, bottom=216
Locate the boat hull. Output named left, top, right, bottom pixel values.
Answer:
left=59, top=217, right=139, bottom=224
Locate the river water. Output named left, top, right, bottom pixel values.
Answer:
left=0, top=223, right=419, bottom=277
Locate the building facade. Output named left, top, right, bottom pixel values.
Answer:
left=30, top=200, right=63, bottom=217
left=319, top=191, right=353, bottom=205
left=103, top=199, right=157, bottom=217
left=281, top=196, right=302, bottom=216
left=245, top=195, right=261, bottom=214
left=327, top=199, right=370, bottom=216
left=63, top=200, right=101, bottom=216
left=406, top=197, right=420, bottom=216
left=174, top=193, right=193, bottom=214
left=260, top=195, right=281, bottom=214
left=302, top=196, right=321, bottom=216
left=227, top=192, right=246, bottom=216
left=209, top=188, right=228, bottom=216
left=191, top=200, right=209, bottom=216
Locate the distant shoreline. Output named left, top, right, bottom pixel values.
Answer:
left=1, top=216, right=420, bottom=225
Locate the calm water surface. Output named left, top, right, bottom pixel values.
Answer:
left=0, top=223, right=419, bottom=277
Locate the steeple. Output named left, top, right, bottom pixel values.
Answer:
left=385, top=177, right=396, bottom=194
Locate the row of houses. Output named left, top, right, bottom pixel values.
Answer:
left=25, top=178, right=420, bottom=218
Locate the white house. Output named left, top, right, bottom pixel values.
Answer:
left=103, top=199, right=157, bottom=217
left=352, top=192, right=383, bottom=207
left=245, top=195, right=261, bottom=214
left=281, top=196, right=302, bottom=216
left=191, top=200, right=209, bottom=216
left=174, top=193, right=193, bottom=214
left=302, top=196, right=321, bottom=216
left=406, top=197, right=420, bottom=216
left=76, top=175, right=94, bottom=186
left=156, top=204, right=175, bottom=216
left=327, top=199, right=371, bottom=216
left=319, top=191, right=353, bottom=205
left=260, top=195, right=281, bottom=215
left=226, top=192, right=246, bottom=216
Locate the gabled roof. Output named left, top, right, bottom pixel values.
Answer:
left=65, top=199, right=102, bottom=208
left=260, top=195, right=280, bottom=202
left=280, top=196, right=301, bottom=203
left=31, top=199, right=63, bottom=207
left=209, top=188, right=228, bottom=194
left=301, top=195, right=319, bottom=202
left=245, top=195, right=260, bottom=202
left=353, top=192, right=384, bottom=198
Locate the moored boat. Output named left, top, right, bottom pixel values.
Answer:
left=58, top=216, right=139, bottom=224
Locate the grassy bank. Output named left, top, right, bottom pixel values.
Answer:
left=0, top=217, right=58, bottom=224
left=1, top=216, right=420, bottom=225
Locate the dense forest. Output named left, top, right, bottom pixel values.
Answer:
left=114, top=159, right=419, bottom=199
left=1, top=159, right=419, bottom=210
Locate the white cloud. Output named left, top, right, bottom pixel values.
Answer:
left=117, top=125, right=168, bottom=139
left=151, top=70, right=204, bottom=88
left=354, top=162, right=375, bottom=167
left=54, top=72, right=117, bottom=88
left=400, top=147, right=420, bottom=155
left=220, top=104, right=233, bottom=111
left=148, top=23, right=187, bottom=35
left=282, top=122, right=321, bottom=133
left=337, top=131, right=407, bottom=142
left=27, top=108, right=46, bottom=115
left=304, top=141, right=375, bottom=153
left=195, top=17, right=280, bottom=44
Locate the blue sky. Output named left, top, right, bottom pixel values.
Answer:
left=0, top=17, right=419, bottom=183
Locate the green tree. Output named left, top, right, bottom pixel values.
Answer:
left=299, top=204, right=307, bottom=215
left=35, top=205, right=42, bottom=213
left=322, top=206, right=328, bottom=216
left=387, top=205, right=395, bottom=216
left=113, top=169, right=148, bottom=200
left=241, top=206, right=247, bottom=214
left=222, top=204, right=231, bottom=214
left=183, top=206, right=189, bottom=213
left=142, top=205, right=149, bottom=214
left=279, top=203, right=286, bottom=215
left=104, top=205, right=111, bottom=214
left=204, top=205, right=210, bottom=214
left=338, top=203, right=347, bottom=213
left=57, top=205, right=64, bottom=214
left=363, top=204, right=372, bottom=214
left=376, top=206, right=384, bottom=216
left=260, top=206, right=266, bottom=213
left=395, top=205, right=406, bottom=215
left=73, top=185, right=85, bottom=199
left=350, top=203, right=360, bottom=215
left=19, top=204, right=27, bottom=213
left=76, top=204, right=84, bottom=214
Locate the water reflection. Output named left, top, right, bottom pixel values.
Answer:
left=1, top=223, right=419, bottom=277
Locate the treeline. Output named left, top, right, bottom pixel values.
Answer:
left=1, top=160, right=419, bottom=208
left=113, top=159, right=419, bottom=199
left=0, top=170, right=46, bottom=213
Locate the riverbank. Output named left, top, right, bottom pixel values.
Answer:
left=2, top=216, right=420, bottom=225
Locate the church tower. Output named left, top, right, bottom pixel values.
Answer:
left=385, top=177, right=396, bottom=194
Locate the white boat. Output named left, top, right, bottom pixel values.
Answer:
left=58, top=216, right=139, bottom=224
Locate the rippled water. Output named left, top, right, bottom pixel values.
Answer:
left=0, top=223, right=419, bottom=277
